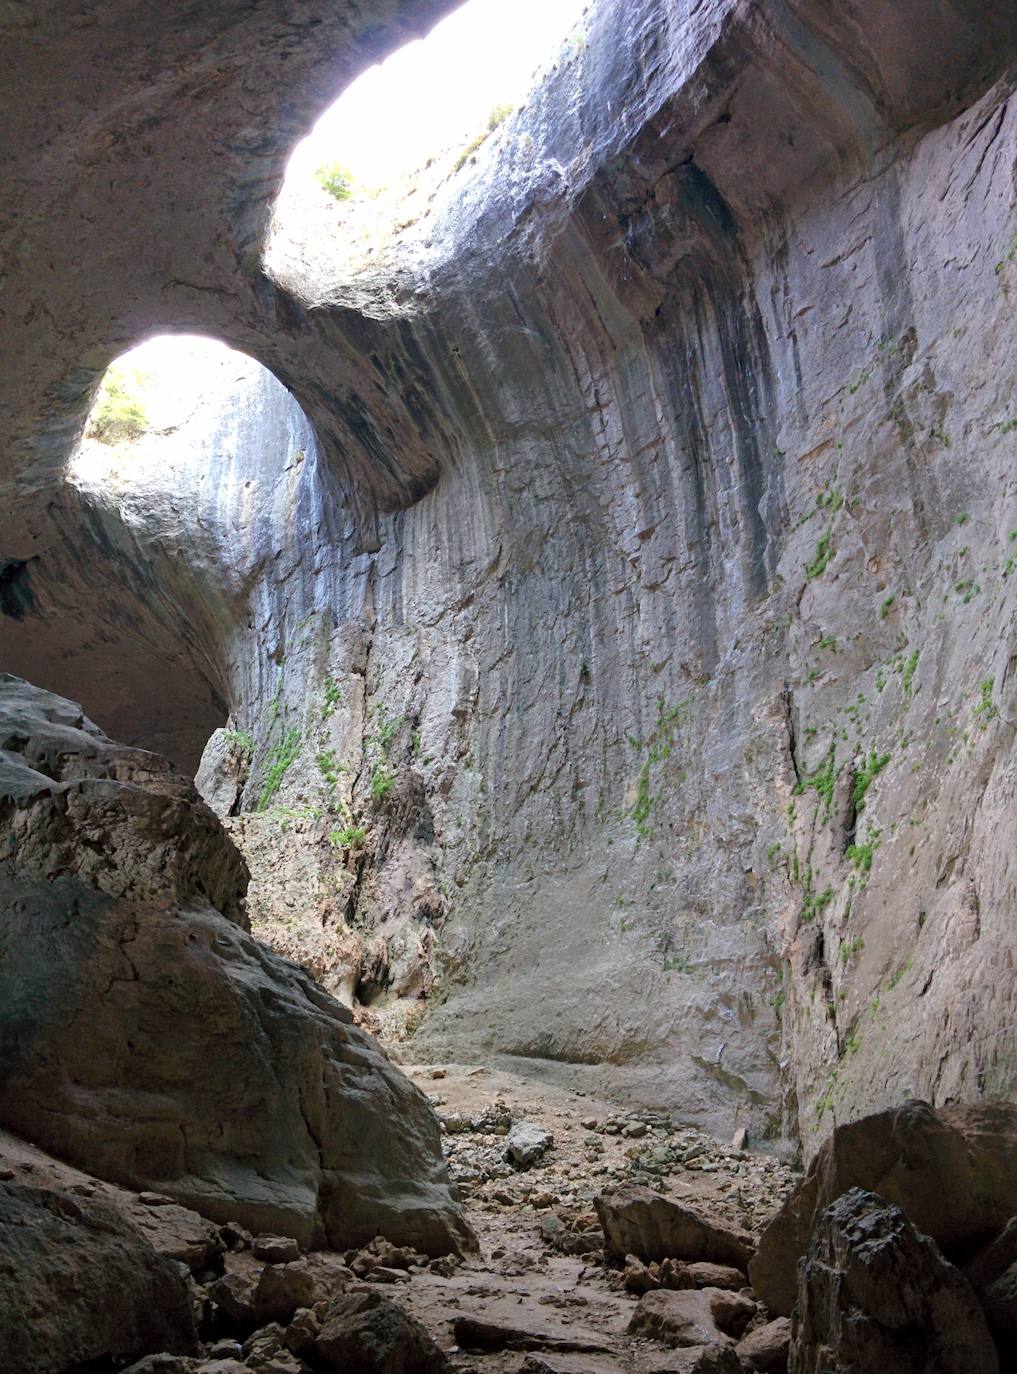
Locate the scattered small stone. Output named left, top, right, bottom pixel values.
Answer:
left=253, top=1235, right=301, bottom=1264
left=220, top=1220, right=253, bottom=1252
left=529, top=1191, right=558, bottom=1209
left=242, top=1321, right=286, bottom=1357
left=206, top=1339, right=244, bottom=1359
left=350, top=1235, right=425, bottom=1276
left=282, top=1306, right=319, bottom=1357
left=540, top=1214, right=567, bottom=1242
left=441, top=1111, right=473, bottom=1134
left=363, top=1265, right=411, bottom=1283
left=624, top=1254, right=660, bottom=1294
left=506, top=1123, right=554, bottom=1168
left=208, top=1272, right=258, bottom=1330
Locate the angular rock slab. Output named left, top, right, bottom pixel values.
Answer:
left=788, top=1188, right=998, bottom=1374
left=596, top=1185, right=753, bottom=1270
left=454, top=1313, right=612, bottom=1354
left=0, top=1180, right=198, bottom=1374
left=0, top=672, right=248, bottom=924
left=627, top=1287, right=753, bottom=1347
left=0, top=1126, right=224, bottom=1277
left=751, top=1099, right=1017, bottom=1315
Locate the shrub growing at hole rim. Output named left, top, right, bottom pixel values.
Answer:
left=315, top=162, right=354, bottom=201
left=86, top=366, right=150, bottom=444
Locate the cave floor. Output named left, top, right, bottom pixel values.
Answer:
left=0, top=1063, right=796, bottom=1372
left=390, top=1061, right=797, bottom=1371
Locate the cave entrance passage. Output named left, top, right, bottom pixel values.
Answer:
left=70, top=335, right=259, bottom=485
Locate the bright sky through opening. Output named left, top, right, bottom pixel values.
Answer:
left=287, top=0, right=588, bottom=187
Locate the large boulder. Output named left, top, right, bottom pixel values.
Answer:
left=0, top=1127, right=225, bottom=1278
left=751, top=1099, right=1017, bottom=1315
left=736, top=1317, right=791, bottom=1373
left=627, top=1287, right=754, bottom=1346
left=0, top=1180, right=198, bottom=1374
left=596, top=1185, right=753, bottom=1271
left=0, top=676, right=474, bottom=1256
left=964, top=1216, right=1017, bottom=1360
left=788, top=1188, right=998, bottom=1374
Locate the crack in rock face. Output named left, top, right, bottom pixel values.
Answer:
left=3, top=0, right=1017, bottom=1365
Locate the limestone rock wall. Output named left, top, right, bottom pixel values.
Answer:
left=3, top=0, right=1017, bottom=1153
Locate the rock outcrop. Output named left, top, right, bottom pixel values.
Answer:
left=750, top=1099, right=1017, bottom=1316
left=0, top=672, right=248, bottom=924
left=0, top=676, right=473, bottom=1256
left=788, top=1188, right=998, bottom=1374
left=0, top=1180, right=199, bottom=1374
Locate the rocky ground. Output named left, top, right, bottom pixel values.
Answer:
left=394, top=1062, right=798, bottom=1372
left=2, top=1063, right=795, bottom=1374
left=6, top=1070, right=1016, bottom=1373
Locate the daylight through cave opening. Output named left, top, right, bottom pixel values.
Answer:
left=45, top=333, right=319, bottom=774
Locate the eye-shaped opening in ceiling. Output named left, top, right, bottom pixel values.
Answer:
left=272, top=0, right=588, bottom=264
left=68, top=334, right=294, bottom=494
